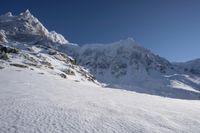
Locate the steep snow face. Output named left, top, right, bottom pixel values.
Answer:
left=48, top=31, right=68, bottom=44
left=75, top=38, right=173, bottom=87
left=69, top=38, right=200, bottom=99
left=0, top=10, right=68, bottom=44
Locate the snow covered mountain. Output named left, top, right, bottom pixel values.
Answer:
left=1, top=10, right=200, bottom=133
left=66, top=38, right=200, bottom=99
left=0, top=10, right=68, bottom=44
left=73, top=38, right=173, bottom=84
left=0, top=10, right=97, bottom=83
left=1, top=10, right=200, bottom=99
left=174, top=59, right=200, bottom=75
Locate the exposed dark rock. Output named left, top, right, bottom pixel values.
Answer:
left=60, top=73, right=67, bottom=79
left=190, top=69, right=200, bottom=75
left=0, top=52, right=9, bottom=60
left=26, top=47, right=35, bottom=52
left=24, top=62, right=38, bottom=67
left=38, top=72, right=44, bottom=75
left=23, top=54, right=38, bottom=63
left=10, top=63, right=28, bottom=68
left=54, top=54, right=66, bottom=61
left=62, top=69, right=75, bottom=75
left=0, top=45, right=19, bottom=54
left=40, top=60, right=51, bottom=67
left=48, top=66, right=54, bottom=69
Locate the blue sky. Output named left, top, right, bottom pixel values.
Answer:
left=1, top=0, right=200, bottom=62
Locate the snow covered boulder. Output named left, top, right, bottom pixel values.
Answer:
left=0, top=45, right=19, bottom=54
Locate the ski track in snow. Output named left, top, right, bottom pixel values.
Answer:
left=0, top=67, right=200, bottom=133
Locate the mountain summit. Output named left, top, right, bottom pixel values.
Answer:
left=0, top=10, right=97, bottom=84
left=0, top=10, right=68, bottom=44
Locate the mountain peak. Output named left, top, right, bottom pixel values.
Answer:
left=0, top=10, right=69, bottom=45
left=0, top=12, right=13, bottom=18
left=124, top=37, right=135, bottom=42
left=25, top=9, right=31, bottom=14
left=117, top=37, right=137, bottom=46
left=20, top=9, right=31, bottom=15
left=19, top=9, right=34, bottom=20
left=4, top=12, right=13, bottom=17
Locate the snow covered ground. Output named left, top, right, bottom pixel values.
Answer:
left=1, top=66, right=200, bottom=133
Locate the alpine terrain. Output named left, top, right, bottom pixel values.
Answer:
left=0, top=10, right=200, bottom=133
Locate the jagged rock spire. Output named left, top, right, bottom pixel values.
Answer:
left=19, top=9, right=33, bottom=19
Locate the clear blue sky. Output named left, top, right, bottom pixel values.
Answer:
left=1, top=0, right=200, bottom=62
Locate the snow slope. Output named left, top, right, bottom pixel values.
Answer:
left=1, top=67, right=200, bottom=133
left=0, top=10, right=97, bottom=84
left=69, top=38, right=200, bottom=99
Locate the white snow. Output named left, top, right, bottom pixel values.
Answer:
left=70, top=38, right=200, bottom=99
left=170, top=80, right=200, bottom=93
left=0, top=67, right=200, bottom=133
left=48, top=31, right=69, bottom=44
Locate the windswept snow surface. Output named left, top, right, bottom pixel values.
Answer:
left=0, top=67, right=200, bottom=133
